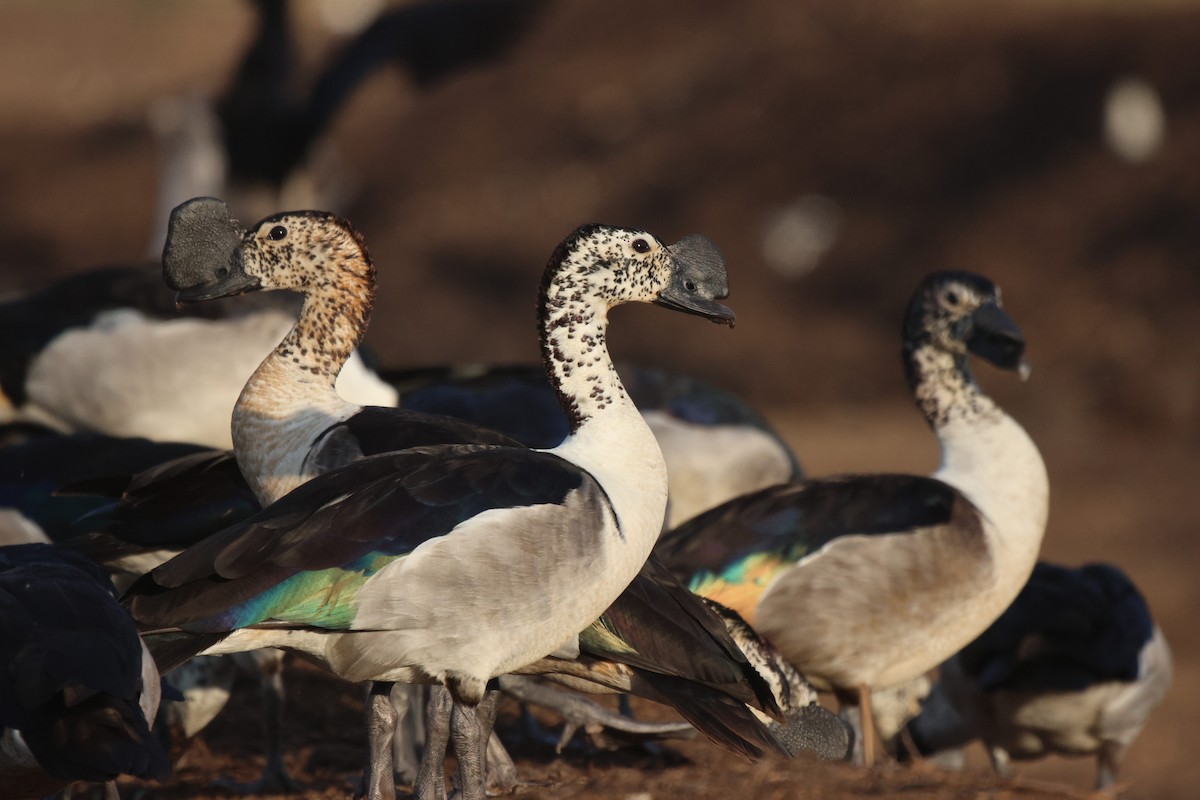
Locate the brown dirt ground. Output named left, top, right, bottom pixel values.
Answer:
left=1, top=1, right=1197, bottom=798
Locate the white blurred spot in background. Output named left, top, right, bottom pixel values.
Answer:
left=760, top=194, right=843, bottom=279
left=1103, top=76, right=1165, bottom=163
left=316, top=0, right=385, bottom=36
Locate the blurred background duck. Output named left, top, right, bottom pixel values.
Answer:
left=903, top=561, right=1172, bottom=793
left=0, top=264, right=396, bottom=449
left=0, top=543, right=169, bottom=799
left=1, top=0, right=552, bottom=446
left=656, top=271, right=1048, bottom=766
left=146, top=0, right=549, bottom=253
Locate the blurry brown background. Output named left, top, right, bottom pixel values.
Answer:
left=0, top=1, right=1197, bottom=797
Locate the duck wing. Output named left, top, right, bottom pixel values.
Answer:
left=655, top=473, right=977, bottom=616
left=125, top=445, right=591, bottom=634
left=960, top=562, right=1155, bottom=693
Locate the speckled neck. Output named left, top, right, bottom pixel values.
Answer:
left=906, top=341, right=1049, bottom=593
left=538, top=295, right=629, bottom=438
left=231, top=244, right=375, bottom=504
left=274, top=269, right=374, bottom=386
left=538, top=235, right=639, bottom=436
left=904, top=343, right=1000, bottom=431
left=537, top=231, right=669, bottom=543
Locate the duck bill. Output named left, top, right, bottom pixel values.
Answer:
left=173, top=262, right=261, bottom=304
left=656, top=234, right=737, bottom=326
left=967, top=302, right=1028, bottom=376
left=162, top=197, right=253, bottom=303
left=654, top=286, right=737, bottom=326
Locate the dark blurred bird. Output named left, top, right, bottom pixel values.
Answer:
left=905, top=562, right=1172, bottom=791
left=148, top=0, right=549, bottom=249
left=218, top=0, right=548, bottom=193
left=0, top=428, right=212, bottom=546
left=0, top=543, right=169, bottom=799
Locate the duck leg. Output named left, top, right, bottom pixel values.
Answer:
left=450, top=699, right=485, bottom=800
left=473, top=689, right=501, bottom=752
left=859, top=684, right=876, bottom=767
left=836, top=686, right=878, bottom=767
left=254, top=655, right=294, bottom=791
left=215, top=650, right=296, bottom=793
left=416, top=687, right=453, bottom=800
left=1096, top=741, right=1126, bottom=791
left=362, top=681, right=398, bottom=800
left=485, top=731, right=519, bottom=794
left=391, top=683, right=426, bottom=785
left=473, top=689, right=518, bottom=793
left=988, top=744, right=1013, bottom=779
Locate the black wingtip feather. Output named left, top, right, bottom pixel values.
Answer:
left=142, top=630, right=231, bottom=675
left=629, top=670, right=785, bottom=761
left=588, top=558, right=771, bottom=710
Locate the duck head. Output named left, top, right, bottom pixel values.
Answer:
left=542, top=224, right=735, bottom=325
left=162, top=197, right=371, bottom=303
left=905, top=271, right=1029, bottom=379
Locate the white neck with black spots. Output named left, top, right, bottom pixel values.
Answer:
left=539, top=237, right=670, bottom=558
left=907, top=344, right=1000, bottom=430
left=907, top=343, right=1049, bottom=585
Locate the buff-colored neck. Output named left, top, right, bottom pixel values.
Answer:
left=231, top=255, right=375, bottom=504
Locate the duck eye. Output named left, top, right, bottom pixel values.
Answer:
left=945, top=290, right=960, bottom=306
left=268, top=225, right=288, bottom=241
left=631, top=238, right=651, bottom=254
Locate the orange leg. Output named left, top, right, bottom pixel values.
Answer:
left=858, top=684, right=876, bottom=768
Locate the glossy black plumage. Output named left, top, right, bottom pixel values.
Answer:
left=388, top=362, right=803, bottom=477
left=957, top=562, right=1156, bottom=694
left=584, top=557, right=791, bottom=760
left=0, top=431, right=209, bottom=541
left=68, top=450, right=257, bottom=554
left=65, top=407, right=521, bottom=565
left=302, top=405, right=520, bottom=474
left=65, top=405, right=519, bottom=515
left=655, top=473, right=976, bottom=578
left=0, top=544, right=169, bottom=787
left=385, top=365, right=569, bottom=449
left=125, top=444, right=590, bottom=632
left=594, top=558, right=773, bottom=707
